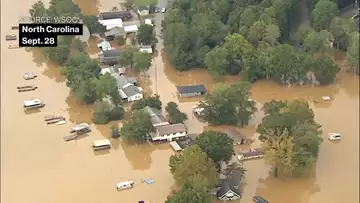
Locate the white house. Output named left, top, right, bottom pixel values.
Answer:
left=139, top=45, right=153, bottom=53
left=99, top=19, right=123, bottom=30
left=143, top=106, right=170, bottom=127
left=114, top=75, right=143, bottom=102
left=151, top=123, right=187, bottom=141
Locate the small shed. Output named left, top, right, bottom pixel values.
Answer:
left=139, top=45, right=153, bottom=53
left=176, top=84, right=206, bottom=97
left=124, top=25, right=138, bottom=33
left=97, top=40, right=112, bottom=51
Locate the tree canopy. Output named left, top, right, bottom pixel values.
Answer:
left=120, top=110, right=155, bottom=143
left=118, top=45, right=139, bottom=69
left=133, top=52, right=152, bottom=74
left=201, top=82, right=257, bottom=126
left=165, top=102, right=188, bottom=124
left=131, top=95, right=162, bottom=110
left=257, top=99, right=323, bottom=176
left=169, top=145, right=218, bottom=186
left=311, top=0, right=338, bottom=31
left=346, top=32, right=360, bottom=70
left=137, top=24, right=158, bottom=46
left=196, top=131, right=234, bottom=165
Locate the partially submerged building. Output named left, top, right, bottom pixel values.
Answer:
left=216, top=174, right=241, bottom=201
left=142, top=106, right=169, bottom=127
left=176, top=84, right=206, bottom=97
left=152, top=123, right=187, bottom=142
left=99, top=50, right=121, bottom=65
left=114, top=74, right=143, bottom=102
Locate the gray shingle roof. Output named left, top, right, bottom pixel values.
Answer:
left=105, top=26, right=125, bottom=37
left=155, top=123, right=186, bottom=136
left=176, top=84, right=206, bottom=94
left=216, top=174, right=241, bottom=199
left=103, top=50, right=121, bottom=57
left=114, top=75, right=134, bottom=88
left=143, top=106, right=168, bottom=125
left=122, top=85, right=141, bottom=97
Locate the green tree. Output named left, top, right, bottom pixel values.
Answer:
left=308, top=54, right=339, bottom=85
left=120, top=110, right=155, bottom=143
left=71, top=38, right=87, bottom=52
left=118, top=45, right=138, bottom=68
left=95, top=73, right=121, bottom=105
left=92, top=101, right=112, bottom=124
left=257, top=99, right=322, bottom=176
left=330, top=17, right=357, bottom=50
left=196, top=131, right=234, bottom=165
left=47, top=0, right=82, bottom=18
left=204, top=46, right=230, bottom=77
left=165, top=175, right=211, bottom=203
left=74, top=78, right=98, bottom=104
left=311, top=0, right=338, bottom=31
left=131, top=95, right=162, bottom=110
left=136, top=24, right=157, bottom=45
left=115, top=35, right=126, bottom=45
left=346, top=32, right=360, bottom=71
left=132, top=52, right=152, bottom=74
left=201, top=82, right=257, bottom=126
left=223, top=162, right=246, bottom=180
left=165, top=102, right=188, bottom=124
left=83, top=15, right=104, bottom=34
left=29, top=1, right=48, bottom=19
left=303, top=29, right=333, bottom=54
left=43, top=37, right=70, bottom=65
left=169, top=145, right=218, bottom=186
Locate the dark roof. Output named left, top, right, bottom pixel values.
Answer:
left=104, top=26, right=125, bottom=37
left=100, top=11, right=132, bottom=20
left=122, top=85, right=142, bottom=97
left=216, top=174, right=241, bottom=199
left=253, top=196, right=269, bottom=203
left=102, top=50, right=121, bottom=57
left=176, top=84, right=206, bottom=94
left=176, top=136, right=196, bottom=149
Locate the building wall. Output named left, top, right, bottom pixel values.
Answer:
left=179, top=92, right=202, bottom=97
left=152, top=131, right=187, bottom=141
left=127, top=93, right=143, bottom=102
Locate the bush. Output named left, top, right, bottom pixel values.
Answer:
left=109, top=106, right=125, bottom=120
left=92, top=101, right=124, bottom=124
left=115, top=35, right=126, bottom=45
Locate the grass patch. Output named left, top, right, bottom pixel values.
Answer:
left=135, top=0, right=157, bottom=6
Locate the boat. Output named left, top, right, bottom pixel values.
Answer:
left=63, top=123, right=91, bottom=142
left=92, top=139, right=111, bottom=151
left=24, top=72, right=38, bottom=80
left=5, top=34, right=17, bottom=40
left=56, top=120, right=66, bottom=125
left=17, top=85, right=38, bottom=92
left=116, top=181, right=135, bottom=190
left=23, top=99, right=45, bottom=110
left=237, top=148, right=265, bottom=161
left=11, top=25, right=19, bottom=30
left=328, top=133, right=341, bottom=141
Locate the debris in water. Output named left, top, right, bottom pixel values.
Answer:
left=144, top=179, right=154, bottom=184
left=322, top=96, right=331, bottom=101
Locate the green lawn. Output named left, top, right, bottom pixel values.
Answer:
left=135, top=0, right=158, bottom=6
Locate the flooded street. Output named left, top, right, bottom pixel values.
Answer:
left=1, top=0, right=359, bottom=203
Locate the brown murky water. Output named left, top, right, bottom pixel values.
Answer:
left=1, top=0, right=358, bottom=203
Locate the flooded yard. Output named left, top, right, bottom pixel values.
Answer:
left=1, top=0, right=359, bottom=203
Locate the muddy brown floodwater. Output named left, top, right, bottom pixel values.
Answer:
left=1, top=0, right=358, bottom=203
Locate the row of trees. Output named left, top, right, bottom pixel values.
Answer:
left=163, top=0, right=359, bottom=84
left=166, top=131, right=244, bottom=203
left=257, top=99, right=323, bottom=176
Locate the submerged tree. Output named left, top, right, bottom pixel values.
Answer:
left=120, top=110, right=154, bottom=143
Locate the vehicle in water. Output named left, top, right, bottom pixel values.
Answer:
left=5, top=34, right=17, bottom=40
left=92, top=139, right=111, bottom=151
left=63, top=123, right=91, bottom=142
left=253, top=196, right=269, bottom=203
left=24, top=72, right=38, bottom=80
left=328, top=132, right=341, bottom=141
left=17, top=85, right=38, bottom=92
left=116, top=181, right=135, bottom=190
left=23, top=99, right=45, bottom=110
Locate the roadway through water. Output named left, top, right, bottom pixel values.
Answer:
left=1, top=0, right=359, bottom=203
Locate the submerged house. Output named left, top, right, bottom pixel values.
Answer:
left=105, top=26, right=126, bottom=41
left=142, top=106, right=169, bottom=127
left=216, top=174, right=241, bottom=201
left=176, top=84, right=206, bottom=97
left=151, top=123, right=187, bottom=142
left=99, top=11, right=132, bottom=21
left=99, top=50, right=121, bottom=65
left=114, top=75, right=143, bottom=102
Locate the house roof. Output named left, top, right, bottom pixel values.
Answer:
left=143, top=106, right=168, bottom=125
left=122, top=85, right=142, bottom=97
left=216, top=174, right=241, bottom=199
left=105, top=26, right=125, bottom=37
left=155, top=123, right=187, bottom=136
left=124, top=25, right=138, bottom=32
left=176, top=84, right=206, bottom=94
left=97, top=40, right=112, bottom=51
left=102, top=50, right=121, bottom=57
left=138, top=6, right=149, bottom=11
left=114, top=75, right=134, bottom=88
left=139, top=46, right=153, bottom=53
left=100, top=11, right=132, bottom=20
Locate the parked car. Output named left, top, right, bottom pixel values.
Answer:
left=161, top=8, right=166, bottom=13
left=155, top=8, right=160, bottom=13
left=253, top=196, right=269, bottom=203
left=328, top=132, right=341, bottom=141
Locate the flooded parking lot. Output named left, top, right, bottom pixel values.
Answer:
left=1, top=0, right=358, bottom=203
